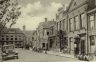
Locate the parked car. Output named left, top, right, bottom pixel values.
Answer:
left=2, top=45, right=18, bottom=60
left=0, top=48, right=3, bottom=62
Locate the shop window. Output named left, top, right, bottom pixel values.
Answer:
left=90, top=36, right=95, bottom=45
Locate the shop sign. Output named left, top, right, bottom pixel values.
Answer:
left=81, top=37, right=86, bottom=40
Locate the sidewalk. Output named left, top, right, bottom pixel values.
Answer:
left=47, top=51, right=75, bottom=59
left=46, top=51, right=96, bottom=61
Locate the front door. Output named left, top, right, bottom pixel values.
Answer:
left=50, top=39, right=53, bottom=48
left=70, top=38, right=74, bottom=54
left=81, top=40, right=85, bottom=55
left=90, top=36, right=95, bottom=54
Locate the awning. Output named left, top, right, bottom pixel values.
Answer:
left=74, top=35, right=80, bottom=39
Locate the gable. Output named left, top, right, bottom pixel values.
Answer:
left=68, top=0, right=87, bottom=11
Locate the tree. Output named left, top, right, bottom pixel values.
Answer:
left=0, top=0, right=21, bottom=32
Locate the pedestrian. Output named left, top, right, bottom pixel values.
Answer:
left=45, top=49, right=47, bottom=54
left=21, top=46, right=23, bottom=49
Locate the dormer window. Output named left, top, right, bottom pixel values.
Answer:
left=74, top=2, right=77, bottom=6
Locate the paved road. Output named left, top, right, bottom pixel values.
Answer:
left=4, top=49, right=79, bottom=62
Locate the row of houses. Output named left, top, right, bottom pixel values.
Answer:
left=32, top=0, right=96, bottom=56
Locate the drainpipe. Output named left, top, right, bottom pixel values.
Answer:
left=87, top=13, right=89, bottom=55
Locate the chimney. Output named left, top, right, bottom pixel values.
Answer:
left=53, top=19, right=54, bottom=21
left=45, top=18, right=47, bottom=22
left=23, top=25, right=26, bottom=31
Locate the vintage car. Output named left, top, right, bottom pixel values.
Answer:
left=0, top=48, right=3, bottom=62
left=2, top=45, right=18, bottom=60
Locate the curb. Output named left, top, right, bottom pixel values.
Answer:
left=47, top=52, right=75, bottom=59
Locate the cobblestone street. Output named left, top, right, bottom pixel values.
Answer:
left=4, top=49, right=80, bottom=62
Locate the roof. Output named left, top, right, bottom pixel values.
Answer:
left=1, top=28, right=23, bottom=34
left=24, top=30, right=35, bottom=36
left=67, top=0, right=87, bottom=12
left=42, top=21, right=56, bottom=29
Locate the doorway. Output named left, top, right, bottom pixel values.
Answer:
left=81, top=40, right=85, bottom=55
left=50, top=39, right=53, bottom=48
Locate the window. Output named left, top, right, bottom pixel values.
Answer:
left=19, top=36, right=21, bottom=37
left=19, top=38, right=21, bottom=40
left=2, top=38, right=4, bottom=40
left=58, top=22, right=60, bottom=31
left=15, top=38, right=17, bottom=40
left=42, top=43, right=45, bottom=47
left=11, top=38, right=13, bottom=40
left=80, top=13, right=85, bottom=28
left=11, top=36, right=13, bottom=37
left=63, top=19, right=66, bottom=30
left=47, top=32, right=49, bottom=35
left=74, top=16, right=80, bottom=30
left=69, top=18, right=74, bottom=31
left=44, top=30, right=47, bottom=36
left=63, top=20, right=65, bottom=30
left=89, top=14, right=95, bottom=30
left=74, top=2, right=77, bottom=6
left=32, top=37, right=34, bottom=41
left=6, top=36, right=9, bottom=37
left=95, top=0, right=96, bottom=5
left=51, top=26, right=54, bottom=35
left=6, top=38, right=9, bottom=40
left=70, top=37, right=73, bottom=42
left=57, top=22, right=58, bottom=31
left=60, top=21, right=61, bottom=30
left=61, top=20, right=63, bottom=30
left=90, top=36, right=95, bottom=45
left=2, top=36, right=4, bottom=37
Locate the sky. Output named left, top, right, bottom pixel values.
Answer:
left=12, top=0, right=71, bottom=30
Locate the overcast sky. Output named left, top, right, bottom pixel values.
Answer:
left=12, top=0, right=71, bottom=30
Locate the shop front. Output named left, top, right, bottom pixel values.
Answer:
left=75, top=34, right=86, bottom=56
left=89, top=35, right=96, bottom=55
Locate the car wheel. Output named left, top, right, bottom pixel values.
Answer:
left=16, top=56, right=19, bottom=59
left=14, top=56, right=18, bottom=59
